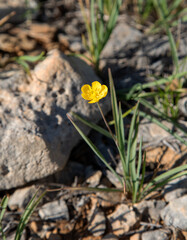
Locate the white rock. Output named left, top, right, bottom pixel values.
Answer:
left=8, top=186, right=38, bottom=210
left=39, top=199, right=69, bottom=221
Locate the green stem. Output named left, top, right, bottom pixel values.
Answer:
left=97, top=102, right=117, bottom=144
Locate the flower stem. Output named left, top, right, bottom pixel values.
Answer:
left=97, top=102, right=117, bottom=144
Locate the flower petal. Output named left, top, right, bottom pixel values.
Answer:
left=81, top=84, right=92, bottom=94
left=92, top=81, right=101, bottom=92
left=82, top=93, right=93, bottom=100
left=99, top=85, right=108, bottom=98
left=88, top=98, right=99, bottom=103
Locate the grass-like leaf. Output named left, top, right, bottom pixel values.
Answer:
left=79, top=0, right=122, bottom=71
left=109, top=105, right=136, bottom=125
left=109, top=69, right=119, bottom=138
left=133, top=137, right=143, bottom=203
left=117, top=71, right=187, bottom=99
left=141, top=166, right=187, bottom=199
left=15, top=190, right=46, bottom=240
left=14, top=52, right=45, bottom=62
left=138, top=108, right=187, bottom=146
left=67, top=114, right=123, bottom=187
left=0, top=196, right=8, bottom=240
left=71, top=112, right=112, bottom=139
left=12, top=52, right=45, bottom=73
left=109, top=70, right=127, bottom=181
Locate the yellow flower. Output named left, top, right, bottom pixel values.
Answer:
left=81, top=81, right=108, bottom=103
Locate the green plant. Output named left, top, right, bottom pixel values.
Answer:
left=0, top=190, right=46, bottom=240
left=118, top=71, right=187, bottom=145
left=24, top=0, right=40, bottom=22
left=78, top=0, right=122, bottom=72
left=12, top=52, right=45, bottom=74
left=138, top=0, right=187, bottom=73
left=138, top=0, right=187, bottom=30
left=68, top=71, right=187, bottom=203
left=122, top=0, right=187, bottom=124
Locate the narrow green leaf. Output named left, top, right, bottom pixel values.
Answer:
left=0, top=196, right=8, bottom=240
left=134, top=137, right=143, bottom=201
left=109, top=105, right=136, bottom=125
left=71, top=112, right=112, bottom=139
left=69, top=53, right=93, bottom=63
left=118, top=103, right=125, bottom=155
left=126, top=103, right=139, bottom=176
left=0, top=196, right=8, bottom=221
left=138, top=151, right=146, bottom=200
left=16, top=52, right=45, bottom=62
left=138, top=109, right=187, bottom=146
left=138, top=98, right=187, bottom=137
left=15, top=60, right=30, bottom=73
left=109, top=69, right=119, bottom=138
left=78, top=0, right=94, bottom=57
left=143, top=170, right=187, bottom=199
left=102, top=0, right=122, bottom=52
left=67, top=114, right=123, bottom=187
left=117, top=102, right=127, bottom=178
left=90, top=0, right=97, bottom=47
left=130, top=111, right=139, bottom=203
left=15, top=190, right=46, bottom=240
left=168, top=0, right=183, bottom=17
left=117, top=71, right=187, bottom=97
left=98, top=0, right=104, bottom=46
left=142, top=165, right=187, bottom=197
left=63, top=186, right=123, bottom=193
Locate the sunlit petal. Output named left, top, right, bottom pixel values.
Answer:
left=88, top=98, right=99, bottom=103
left=82, top=93, right=93, bottom=100
left=81, top=84, right=92, bottom=94
left=100, top=85, right=108, bottom=98
left=92, top=81, right=101, bottom=92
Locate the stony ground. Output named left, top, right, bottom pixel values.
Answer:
left=0, top=1, right=187, bottom=240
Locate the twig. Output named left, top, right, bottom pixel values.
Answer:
left=0, top=11, right=16, bottom=26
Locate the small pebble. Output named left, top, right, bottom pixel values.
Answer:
left=39, top=200, right=69, bottom=221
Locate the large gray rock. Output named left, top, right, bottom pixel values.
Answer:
left=0, top=49, right=110, bottom=190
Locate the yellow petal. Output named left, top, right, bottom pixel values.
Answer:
left=88, top=98, right=99, bottom=103
left=81, top=93, right=93, bottom=100
left=92, top=81, right=101, bottom=92
left=81, top=84, right=92, bottom=94
left=100, top=85, right=108, bottom=98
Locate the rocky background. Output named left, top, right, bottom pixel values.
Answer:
left=0, top=0, right=187, bottom=239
